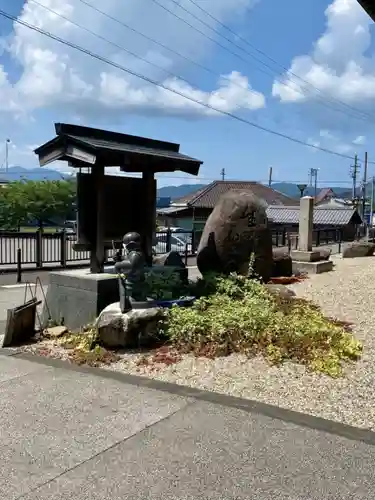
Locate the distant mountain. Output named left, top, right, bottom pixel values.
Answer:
left=0, top=169, right=205, bottom=196
left=271, top=182, right=353, bottom=199
left=0, top=166, right=69, bottom=182
left=157, top=183, right=207, bottom=200
left=1, top=169, right=364, bottom=203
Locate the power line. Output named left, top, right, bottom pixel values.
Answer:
left=183, top=0, right=375, bottom=123
left=0, top=170, right=360, bottom=185
left=29, top=0, right=249, bottom=95
left=0, top=8, right=373, bottom=165
left=28, top=0, right=222, bottom=94
left=78, top=0, right=374, bottom=124
left=161, top=0, right=375, bottom=123
left=75, top=0, right=254, bottom=93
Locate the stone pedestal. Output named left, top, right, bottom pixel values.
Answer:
left=290, top=250, right=321, bottom=262
left=43, top=264, right=188, bottom=331
left=292, top=259, right=333, bottom=275
left=43, top=268, right=119, bottom=331
left=291, top=196, right=333, bottom=275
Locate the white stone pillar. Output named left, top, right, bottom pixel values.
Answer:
left=298, top=196, right=314, bottom=252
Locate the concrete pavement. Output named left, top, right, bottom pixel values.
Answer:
left=0, top=283, right=48, bottom=343
left=1, top=352, right=375, bottom=499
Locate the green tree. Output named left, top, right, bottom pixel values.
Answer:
left=0, top=179, right=76, bottom=230
left=0, top=184, right=26, bottom=230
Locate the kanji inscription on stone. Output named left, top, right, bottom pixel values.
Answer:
left=247, top=211, right=256, bottom=227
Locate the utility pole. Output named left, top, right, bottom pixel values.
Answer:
left=309, top=168, right=319, bottom=198
left=220, top=168, right=225, bottom=181
left=350, top=154, right=360, bottom=200
left=371, top=176, right=374, bottom=228
left=5, top=138, right=10, bottom=173
left=362, top=151, right=368, bottom=222
left=268, top=166, right=273, bottom=187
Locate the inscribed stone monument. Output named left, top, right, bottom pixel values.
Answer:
left=197, top=191, right=273, bottom=282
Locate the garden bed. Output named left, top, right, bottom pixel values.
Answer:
left=20, top=257, right=375, bottom=430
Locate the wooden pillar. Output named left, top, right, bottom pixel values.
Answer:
left=90, top=163, right=105, bottom=273
left=142, top=169, right=156, bottom=266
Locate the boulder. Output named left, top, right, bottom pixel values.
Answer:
left=95, top=302, right=164, bottom=348
left=197, top=191, right=273, bottom=282
left=272, top=248, right=293, bottom=277
left=342, top=242, right=375, bottom=259
left=153, top=250, right=185, bottom=267
left=152, top=251, right=188, bottom=282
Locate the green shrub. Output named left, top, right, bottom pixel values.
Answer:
left=144, top=269, right=188, bottom=300
left=163, top=273, right=362, bottom=377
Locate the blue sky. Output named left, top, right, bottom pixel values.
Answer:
left=0, top=0, right=374, bottom=187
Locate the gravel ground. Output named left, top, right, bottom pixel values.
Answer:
left=21, top=255, right=375, bottom=430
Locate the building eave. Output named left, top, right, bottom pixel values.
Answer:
left=357, top=0, right=375, bottom=20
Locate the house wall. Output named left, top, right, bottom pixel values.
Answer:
left=160, top=207, right=211, bottom=231
left=160, top=208, right=358, bottom=242
left=156, top=214, right=193, bottom=229
left=192, top=208, right=211, bottom=231
left=174, top=217, right=194, bottom=230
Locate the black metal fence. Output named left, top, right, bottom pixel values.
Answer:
left=0, top=227, right=345, bottom=270
left=272, top=228, right=344, bottom=253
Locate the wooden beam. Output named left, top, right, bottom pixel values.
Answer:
left=90, top=163, right=105, bottom=273
left=142, top=169, right=156, bottom=266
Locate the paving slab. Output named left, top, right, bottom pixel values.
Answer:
left=0, top=285, right=47, bottom=324
left=0, top=356, right=191, bottom=500
left=0, top=354, right=48, bottom=383
left=2, top=355, right=375, bottom=500
left=22, top=400, right=375, bottom=500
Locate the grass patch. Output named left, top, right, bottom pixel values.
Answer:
left=19, top=226, right=60, bottom=233
left=162, top=273, right=362, bottom=377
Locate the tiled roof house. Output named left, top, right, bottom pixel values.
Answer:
left=172, top=180, right=296, bottom=208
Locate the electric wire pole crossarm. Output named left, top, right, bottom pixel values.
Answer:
left=370, top=175, right=374, bottom=228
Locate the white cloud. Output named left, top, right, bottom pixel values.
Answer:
left=319, top=129, right=335, bottom=140
left=0, top=0, right=265, bottom=120
left=273, top=0, right=375, bottom=105
left=307, top=128, right=364, bottom=155
left=353, top=135, right=366, bottom=145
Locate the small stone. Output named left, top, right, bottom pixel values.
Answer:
left=44, top=326, right=68, bottom=338
left=317, top=248, right=332, bottom=261
left=265, top=284, right=296, bottom=300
